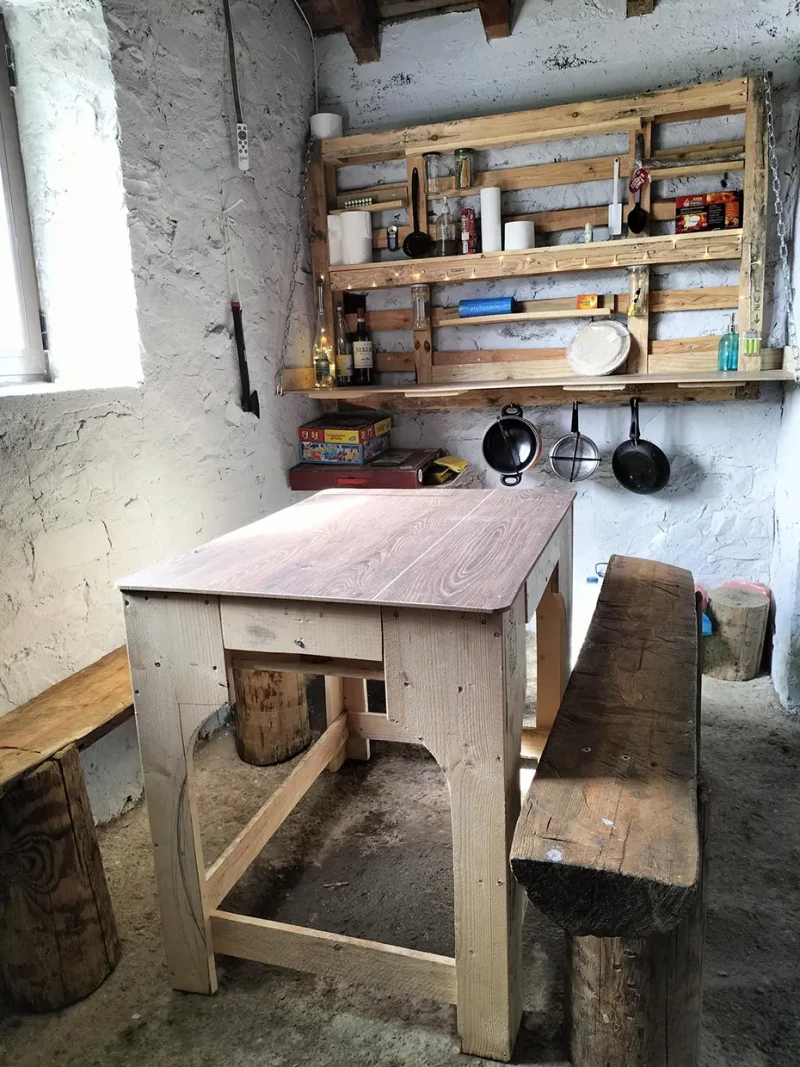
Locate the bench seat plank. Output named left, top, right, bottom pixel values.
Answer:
left=0, top=647, right=133, bottom=794
left=511, top=555, right=699, bottom=937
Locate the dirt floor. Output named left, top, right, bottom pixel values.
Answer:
left=1, top=673, right=799, bottom=1067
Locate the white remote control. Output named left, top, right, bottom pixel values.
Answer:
left=236, top=123, right=249, bottom=171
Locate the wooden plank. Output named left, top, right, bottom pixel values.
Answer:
left=651, top=138, right=744, bottom=162
left=230, top=653, right=384, bottom=680
left=520, top=726, right=549, bottom=761
left=307, top=143, right=334, bottom=345
left=220, top=598, right=383, bottom=661
left=123, top=592, right=230, bottom=994
left=437, top=307, right=612, bottom=327
left=433, top=356, right=573, bottom=382
left=121, top=490, right=575, bottom=616
left=347, top=710, right=414, bottom=743
left=335, top=181, right=406, bottom=208
left=209, top=910, right=457, bottom=1003
left=383, top=589, right=527, bottom=1059
left=477, top=0, right=511, bottom=38
left=626, top=126, right=653, bottom=374
left=536, top=569, right=569, bottom=731
left=329, top=0, right=380, bottom=61
left=739, top=76, right=768, bottom=371
left=0, top=646, right=133, bottom=794
left=329, top=230, right=744, bottom=290
left=650, top=159, right=743, bottom=181
left=321, top=79, right=747, bottom=163
left=330, top=199, right=404, bottom=215
left=511, top=555, right=699, bottom=938
left=626, top=0, right=654, bottom=14
left=438, top=155, right=621, bottom=196
left=205, top=715, right=347, bottom=908
left=324, top=675, right=371, bottom=765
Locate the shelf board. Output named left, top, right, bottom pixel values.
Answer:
left=282, top=369, right=791, bottom=409
left=330, top=199, right=406, bottom=215
left=437, top=307, right=612, bottom=327
left=329, top=231, right=744, bottom=291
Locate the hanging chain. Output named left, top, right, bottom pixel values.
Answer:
left=762, top=73, right=800, bottom=383
left=275, top=134, right=315, bottom=395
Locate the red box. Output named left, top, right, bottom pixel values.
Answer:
left=289, top=449, right=445, bottom=491
left=675, top=191, right=742, bottom=233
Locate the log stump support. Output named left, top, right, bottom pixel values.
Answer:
left=232, top=667, right=311, bottom=766
left=705, top=585, right=770, bottom=681
left=567, top=783, right=709, bottom=1067
left=0, top=745, right=120, bottom=1012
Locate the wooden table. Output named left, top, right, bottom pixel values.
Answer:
left=120, top=488, right=574, bottom=1062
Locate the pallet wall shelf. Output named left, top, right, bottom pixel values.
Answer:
left=283, top=76, right=793, bottom=410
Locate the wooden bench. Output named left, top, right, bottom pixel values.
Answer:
left=0, top=647, right=133, bottom=1012
left=511, top=555, right=705, bottom=1067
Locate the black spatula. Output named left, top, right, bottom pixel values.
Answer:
left=403, top=168, right=431, bottom=258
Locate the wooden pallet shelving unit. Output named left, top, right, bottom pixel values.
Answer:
left=285, top=76, right=792, bottom=410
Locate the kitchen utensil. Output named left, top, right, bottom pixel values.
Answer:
left=627, top=191, right=648, bottom=234
left=627, top=144, right=650, bottom=234
left=480, top=187, right=502, bottom=252
left=482, top=404, right=542, bottom=486
left=608, top=157, right=623, bottom=237
left=566, top=320, right=631, bottom=376
left=549, top=402, right=600, bottom=482
left=612, top=398, right=670, bottom=495
left=403, top=168, right=431, bottom=258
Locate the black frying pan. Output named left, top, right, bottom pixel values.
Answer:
left=612, top=398, right=670, bottom=494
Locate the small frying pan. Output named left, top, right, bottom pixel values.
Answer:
left=612, top=398, right=670, bottom=494
left=549, top=402, right=600, bottom=482
left=403, top=168, right=431, bottom=258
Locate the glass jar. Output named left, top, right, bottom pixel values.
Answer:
left=627, top=265, right=649, bottom=317
left=454, top=148, right=474, bottom=190
left=411, top=284, right=431, bottom=329
left=423, top=152, right=443, bottom=195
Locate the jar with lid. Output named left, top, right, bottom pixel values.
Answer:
left=433, top=198, right=459, bottom=257
left=454, top=148, right=474, bottom=190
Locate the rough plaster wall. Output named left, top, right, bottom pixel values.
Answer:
left=0, top=0, right=315, bottom=819
left=318, top=0, right=800, bottom=656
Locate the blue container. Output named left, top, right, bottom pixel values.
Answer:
left=458, top=297, right=514, bottom=318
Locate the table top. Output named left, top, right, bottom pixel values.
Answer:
left=119, top=488, right=574, bottom=613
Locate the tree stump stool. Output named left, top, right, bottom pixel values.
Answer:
left=705, top=585, right=769, bottom=681
left=0, top=745, right=120, bottom=1011
left=232, top=668, right=311, bottom=766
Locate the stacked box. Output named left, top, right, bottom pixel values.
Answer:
left=299, top=435, right=389, bottom=465
left=289, top=449, right=446, bottom=489
left=298, top=413, right=392, bottom=444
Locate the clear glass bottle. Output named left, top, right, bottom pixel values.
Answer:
left=627, top=265, right=649, bottom=317
left=312, top=281, right=334, bottom=389
left=411, top=284, right=430, bottom=330
left=433, top=198, right=459, bottom=257
left=454, top=148, right=474, bottom=189
left=717, top=313, right=739, bottom=371
left=334, top=304, right=353, bottom=386
left=423, top=152, right=443, bottom=195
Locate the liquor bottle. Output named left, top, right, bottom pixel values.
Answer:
left=311, top=281, right=334, bottom=389
left=335, top=304, right=354, bottom=387
left=352, top=307, right=374, bottom=386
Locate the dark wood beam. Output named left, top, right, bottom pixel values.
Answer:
left=477, top=0, right=512, bottom=39
left=330, top=0, right=381, bottom=62
left=626, top=0, right=655, bottom=14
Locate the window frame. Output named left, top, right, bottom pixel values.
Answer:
left=0, top=16, right=47, bottom=385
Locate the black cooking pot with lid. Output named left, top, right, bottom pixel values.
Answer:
left=482, top=404, right=542, bottom=486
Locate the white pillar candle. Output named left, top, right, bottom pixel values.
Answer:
left=480, top=187, right=502, bottom=252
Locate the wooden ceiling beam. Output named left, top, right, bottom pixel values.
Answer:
left=477, top=0, right=512, bottom=39
left=329, top=0, right=381, bottom=62
left=626, top=0, right=655, bottom=15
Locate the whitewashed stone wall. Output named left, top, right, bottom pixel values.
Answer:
left=0, top=0, right=315, bottom=820
left=318, top=0, right=800, bottom=679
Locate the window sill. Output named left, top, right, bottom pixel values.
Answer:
left=0, top=378, right=143, bottom=400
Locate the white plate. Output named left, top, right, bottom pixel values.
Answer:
left=567, top=320, right=631, bottom=377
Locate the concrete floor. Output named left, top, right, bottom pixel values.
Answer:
left=1, top=675, right=799, bottom=1067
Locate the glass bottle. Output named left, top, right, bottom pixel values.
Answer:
left=717, top=313, right=739, bottom=371
left=423, top=152, right=443, bottom=195
left=627, top=265, right=649, bottom=317
left=352, top=306, right=374, bottom=386
left=334, top=304, right=353, bottom=386
left=433, top=198, right=459, bottom=257
left=311, top=281, right=334, bottom=389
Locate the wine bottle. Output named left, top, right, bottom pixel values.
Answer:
left=311, top=281, right=334, bottom=389
left=352, top=307, right=374, bottom=386
left=335, top=304, right=354, bottom=386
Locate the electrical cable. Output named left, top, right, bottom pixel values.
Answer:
left=289, top=0, right=319, bottom=114
left=221, top=0, right=243, bottom=124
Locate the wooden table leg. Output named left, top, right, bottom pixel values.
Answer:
left=324, top=676, right=370, bottom=768
left=123, top=592, right=230, bottom=994
left=536, top=511, right=573, bottom=731
left=384, top=591, right=526, bottom=1061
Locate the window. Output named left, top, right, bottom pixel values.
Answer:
left=0, top=16, right=46, bottom=385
